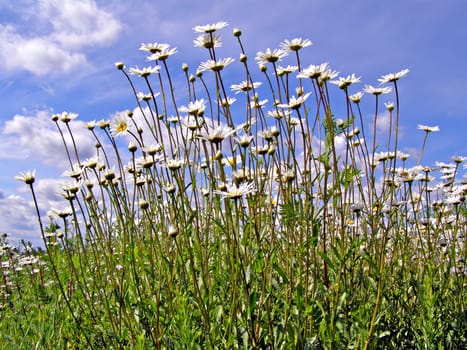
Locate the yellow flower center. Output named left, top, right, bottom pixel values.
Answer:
left=117, top=122, right=127, bottom=133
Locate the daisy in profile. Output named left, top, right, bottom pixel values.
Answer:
left=139, top=42, right=170, bottom=53
left=193, top=21, right=228, bottom=33
left=183, top=115, right=205, bottom=131
left=235, top=134, right=254, bottom=148
left=193, top=33, right=222, bottom=48
left=217, top=96, right=236, bottom=107
left=213, top=181, right=256, bottom=199
left=267, top=109, right=291, bottom=120
left=15, top=170, right=36, bottom=185
left=53, top=111, right=78, bottom=123
left=255, top=48, right=288, bottom=65
left=197, top=124, right=236, bottom=144
left=348, top=92, right=364, bottom=103
left=178, top=99, right=206, bottom=116
left=297, top=63, right=330, bottom=79
left=280, top=38, right=312, bottom=51
left=417, top=124, right=440, bottom=133
left=330, top=73, right=361, bottom=89
left=363, top=85, right=391, bottom=96
left=198, top=57, right=234, bottom=72
left=110, top=114, right=130, bottom=137
left=378, top=69, right=410, bottom=84
left=276, top=65, right=298, bottom=76
left=278, top=92, right=311, bottom=110
left=147, top=47, right=178, bottom=61
left=165, top=158, right=185, bottom=171
left=231, top=81, right=262, bottom=94
left=129, top=65, right=160, bottom=77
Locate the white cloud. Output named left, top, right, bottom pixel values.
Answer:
left=0, top=193, right=41, bottom=245
left=0, top=110, right=96, bottom=169
left=0, top=176, right=67, bottom=247
left=0, top=24, right=86, bottom=76
left=375, top=111, right=392, bottom=134
left=0, top=0, right=121, bottom=76
left=41, top=0, right=122, bottom=49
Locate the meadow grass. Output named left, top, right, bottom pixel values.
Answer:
left=2, top=22, right=466, bottom=349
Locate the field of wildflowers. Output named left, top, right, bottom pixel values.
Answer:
left=1, top=22, right=466, bottom=349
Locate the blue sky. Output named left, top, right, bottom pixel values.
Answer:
left=1, top=0, right=466, bottom=246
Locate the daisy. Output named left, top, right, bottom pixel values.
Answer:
left=217, top=97, right=237, bottom=107
left=384, top=101, right=395, bottom=111
left=165, top=158, right=185, bottom=171
left=62, top=167, right=83, bottom=180
left=85, top=120, right=96, bottom=130
left=452, top=155, right=466, bottom=163
left=233, top=168, right=253, bottom=182
left=198, top=57, right=234, bottom=72
left=235, top=134, right=254, bottom=148
left=378, top=69, right=410, bottom=84
left=435, top=161, right=455, bottom=169
left=267, top=109, right=291, bottom=120
left=61, top=180, right=81, bottom=194
left=320, top=68, right=339, bottom=82
left=49, top=207, right=73, bottom=219
left=249, top=98, right=268, bottom=109
left=147, top=47, right=178, bottom=61
left=98, top=119, right=110, bottom=129
left=417, top=124, right=440, bottom=133
left=53, top=111, right=78, bottom=123
left=183, top=116, right=205, bottom=131
left=135, top=156, right=155, bottom=170
left=193, top=21, right=228, bottom=33
left=139, top=42, right=170, bottom=53
left=278, top=92, right=311, bottom=109
left=255, top=48, right=288, bottom=65
left=15, top=170, right=36, bottom=185
left=297, top=63, right=330, bottom=79
left=258, top=126, right=280, bottom=140
left=197, top=124, right=236, bottom=144
left=231, top=81, right=262, bottom=94
left=178, top=99, right=206, bottom=116
left=445, top=194, right=462, bottom=205
left=129, top=65, right=160, bottom=77
left=363, top=85, right=392, bottom=95
left=81, top=156, right=99, bottom=169
left=276, top=65, right=298, bottom=76
left=137, top=92, right=157, bottom=102
left=109, top=114, right=130, bottom=137
left=193, top=33, right=222, bottom=48
left=213, top=181, right=256, bottom=199
left=142, top=143, right=163, bottom=155
left=167, top=116, right=180, bottom=124
left=330, top=74, right=361, bottom=89
left=348, top=92, right=364, bottom=103
left=280, top=37, right=312, bottom=51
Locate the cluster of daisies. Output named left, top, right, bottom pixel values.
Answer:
left=14, top=22, right=465, bottom=258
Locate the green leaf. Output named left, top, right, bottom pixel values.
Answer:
left=273, top=263, right=289, bottom=283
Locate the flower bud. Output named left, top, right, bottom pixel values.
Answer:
left=233, top=28, right=242, bottom=37
left=128, top=141, right=137, bottom=153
